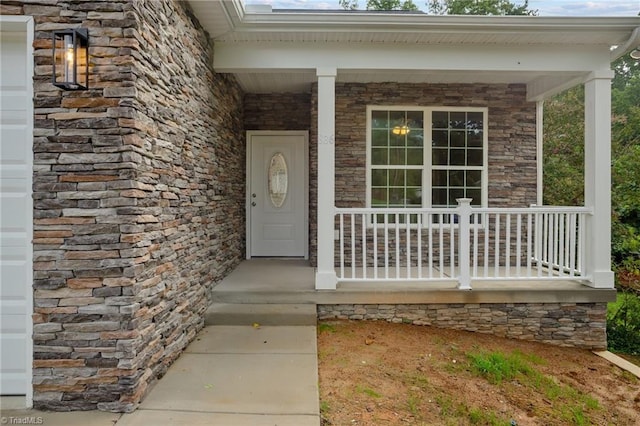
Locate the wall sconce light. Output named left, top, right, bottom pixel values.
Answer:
left=52, top=29, right=89, bottom=90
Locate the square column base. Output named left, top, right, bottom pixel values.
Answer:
left=583, top=270, right=615, bottom=289
left=315, top=270, right=338, bottom=290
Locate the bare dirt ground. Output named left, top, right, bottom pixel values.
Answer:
left=318, top=320, right=640, bottom=426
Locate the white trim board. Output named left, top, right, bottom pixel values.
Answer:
left=0, top=14, right=34, bottom=408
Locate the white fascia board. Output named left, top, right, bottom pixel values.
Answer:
left=237, top=13, right=639, bottom=33
left=214, top=42, right=610, bottom=74
left=229, top=14, right=640, bottom=47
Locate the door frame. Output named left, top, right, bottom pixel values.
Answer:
left=0, top=14, right=34, bottom=407
left=245, top=130, right=309, bottom=259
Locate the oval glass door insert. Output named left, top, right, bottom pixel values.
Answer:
left=268, top=152, right=288, bottom=208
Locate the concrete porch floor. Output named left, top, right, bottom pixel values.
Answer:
left=211, top=259, right=616, bottom=305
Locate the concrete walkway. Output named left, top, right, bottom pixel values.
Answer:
left=1, top=323, right=320, bottom=426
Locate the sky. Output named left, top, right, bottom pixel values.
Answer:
left=247, top=0, right=640, bottom=16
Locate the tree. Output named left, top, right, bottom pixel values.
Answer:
left=542, top=86, right=585, bottom=206
left=338, top=0, right=359, bottom=9
left=427, top=0, right=536, bottom=15
left=367, top=0, right=419, bottom=10
left=543, top=50, right=640, bottom=276
left=339, top=0, right=419, bottom=11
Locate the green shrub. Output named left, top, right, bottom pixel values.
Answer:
left=607, top=291, right=640, bottom=355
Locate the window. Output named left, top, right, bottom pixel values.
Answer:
left=368, top=106, right=487, bottom=216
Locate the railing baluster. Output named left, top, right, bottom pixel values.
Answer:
left=439, top=213, right=444, bottom=278
left=505, top=213, right=511, bottom=277
left=568, top=213, right=576, bottom=277
left=526, top=212, right=532, bottom=277
left=350, top=213, right=356, bottom=279
left=450, top=212, right=455, bottom=278
left=428, top=213, right=433, bottom=279
left=362, top=213, right=367, bottom=279
left=547, top=213, right=556, bottom=276
left=564, top=213, right=573, bottom=273
left=560, top=213, right=565, bottom=272
left=339, top=213, right=344, bottom=280
left=542, top=213, right=549, bottom=273
left=417, top=213, right=423, bottom=279
left=473, top=213, right=478, bottom=278
left=578, top=212, right=585, bottom=276
left=538, top=213, right=545, bottom=278
left=484, top=212, right=489, bottom=278
left=406, top=213, right=411, bottom=279
left=384, top=213, right=389, bottom=279
left=373, top=212, right=378, bottom=279
left=516, top=214, right=521, bottom=278
left=395, top=213, right=400, bottom=279
left=495, top=213, right=500, bottom=278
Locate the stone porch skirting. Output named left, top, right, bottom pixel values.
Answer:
left=317, top=302, right=607, bottom=350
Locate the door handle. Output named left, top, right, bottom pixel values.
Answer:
left=251, top=202, right=256, bottom=207
left=252, top=193, right=256, bottom=198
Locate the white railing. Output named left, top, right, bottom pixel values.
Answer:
left=334, top=200, right=592, bottom=288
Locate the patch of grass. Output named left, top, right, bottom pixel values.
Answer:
left=621, top=369, right=639, bottom=383
left=318, top=323, right=337, bottom=333
left=468, top=350, right=535, bottom=384
left=560, top=404, right=590, bottom=426
left=436, top=394, right=467, bottom=419
left=405, top=372, right=430, bottom=390
left=436, top=393, right=512, bottom=426
left=406, top=393, right=421, bottom=418
left=468, top=350, right=601, bottom=425
left=356, top=385, right=381, bottom=398
left=320, top=400, right=330, bottom=414
left=468, top=407, right=512, bottom=426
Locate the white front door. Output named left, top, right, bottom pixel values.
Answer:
left=1, top=23, right=33, bottom=396
left=248, top=132, right=307, bottom=257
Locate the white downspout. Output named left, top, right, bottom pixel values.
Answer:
left=610, top=26, right=640, bottom=61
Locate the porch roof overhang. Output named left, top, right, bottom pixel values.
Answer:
left=189, top=1, right=640, bottom=100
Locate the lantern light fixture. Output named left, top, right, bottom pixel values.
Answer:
left=392, top=120, right=411, bottom=136
left=52, top=28, right=89, bottom=90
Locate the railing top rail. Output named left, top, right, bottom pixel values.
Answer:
left=472, top=206, right=592, bottom=214
left=334, top=207, right=456, bottom=214
left=334, top=206, right=593, bottom=215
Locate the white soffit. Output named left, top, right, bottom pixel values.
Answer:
left=188, top=0, right=244, bottom=39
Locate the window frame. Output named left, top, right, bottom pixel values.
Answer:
left=366, top=105, right=489, bottom=221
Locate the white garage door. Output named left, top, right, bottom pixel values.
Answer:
left=1, top=23, right=33, bottom=396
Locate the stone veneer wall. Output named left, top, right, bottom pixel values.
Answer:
left=4, top=0, right=244, bottom=412
left=244, top=93, right=311, bottom=131
left=317, top=303, right=607, bottom=350
left=310, top=83, right=537, bottom=265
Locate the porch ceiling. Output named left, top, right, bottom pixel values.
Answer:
left=188, top=1, right=640, bottom=95
left=232, top=69, right=581, bottom=95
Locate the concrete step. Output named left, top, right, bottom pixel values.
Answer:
left=205, top=303, right=317, bottom=326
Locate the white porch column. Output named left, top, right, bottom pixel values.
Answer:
left=536, top=100, right=544, bottom=206
left=315, top=67, right=338, bottom=290
left=583, top=70, right=615, bottom=288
